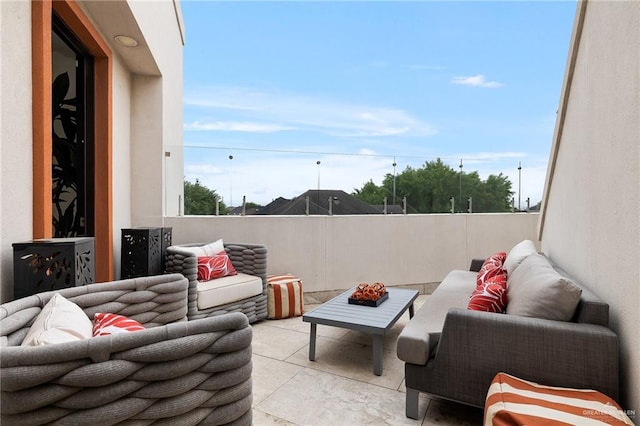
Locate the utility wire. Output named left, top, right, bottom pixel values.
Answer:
left=183, top=144, right=528, bottom=164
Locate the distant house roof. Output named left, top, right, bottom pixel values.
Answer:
left=229, top=206, right=259, bottom=215
left=372, top=204, right=404, bottom=214
left=256, top=190, right=381, bottom=215
left=253, top=197, right=289, bottom=215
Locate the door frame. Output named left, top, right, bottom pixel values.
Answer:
left=32, top=0, right=113, bottom=281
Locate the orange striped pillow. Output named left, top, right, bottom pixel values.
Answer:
left=267, top=274, right=304, bottom=319
left=484, top=372, right=634, bottom=426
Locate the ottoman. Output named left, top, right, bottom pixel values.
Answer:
left=266, top=274, right=304, bottom=319
left=484, top=372, right=633, bottom=426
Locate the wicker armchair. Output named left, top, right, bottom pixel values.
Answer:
left=166, top=242, right=268, bottom=323
left=0, top=274, right=252, bottom=425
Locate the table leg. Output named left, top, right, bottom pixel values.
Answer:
left=409, top=303, right=415, bottom=318
left=309, top=323, right=317, bottom=361
left=373, top=334, right=383, bottom=376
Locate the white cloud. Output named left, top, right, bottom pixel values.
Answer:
left=184, top=86, right=437, bottom=138
left=184, top=147, right=398, bottom=206
left=451, top=74, right=504, bottom=88
left=184, top=164, right=224, bottom=176
left=184, top=121, right=294, bottom=133
left=454, top=151, right=526, bottom=165
left=183, top=143, right=551, bottom=208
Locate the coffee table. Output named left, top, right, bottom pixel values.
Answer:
left=302, top=287, right=419, bottom=376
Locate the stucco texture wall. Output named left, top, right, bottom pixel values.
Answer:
left=541, top=0, right=639, bottom=413
left=166, top=213, right=540, bottom=293
left=0, top=1, right=34, bottom=302
left=128, top=0, right=184, bottom=223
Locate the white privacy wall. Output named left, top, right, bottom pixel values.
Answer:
left=540, top=0, right=639, bottom=412
left=165, top=213, right=540, bottom=291
left=0, top=1, right=34, bottom=303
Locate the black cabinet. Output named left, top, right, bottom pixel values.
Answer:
left=13, top=237, right=95, bottom=300
left=121, top=227, right=172, bottom=279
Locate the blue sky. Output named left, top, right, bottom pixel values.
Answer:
left=182, top=1, right=577, bottom=208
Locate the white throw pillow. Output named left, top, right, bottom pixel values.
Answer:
left=182, top=239, right=225, bottom=257
left=506, top=253, right=582, bottom=321
left=503, top=239, right=537, bottom=276
left=21, top=293, right=93, bottom=346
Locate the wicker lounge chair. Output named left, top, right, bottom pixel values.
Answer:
left=166, top=242, right=268, bottom=323
left=0, top=273, right=252, bottom=425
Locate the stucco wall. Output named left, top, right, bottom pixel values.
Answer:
left=540, top=0, right=639, bottom=413
left=0, top=1, right=34, bottom=302
left=128, top=0, right=184, bottom=222
left=165, top=213, right=540, bottom=292
left=111, top=58, right=133, bottom=280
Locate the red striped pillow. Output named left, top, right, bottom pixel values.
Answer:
left=468, top=274, right=508, bottom=313
left=197, top=252, right=237, bottom=281
left=477, top=251, right=507, bottom=288
left=93, top=313, right=145, bottom=336
left=485, top=372, right=634, bottom=425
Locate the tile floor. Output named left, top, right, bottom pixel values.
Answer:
left=250, top=295, right=485, bottom=425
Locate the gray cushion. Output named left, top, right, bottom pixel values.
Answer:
left=397, top=270, right=476, bottom=365
left=503, top=239, right=537, bottom=276
left=506, top=253, right=582, bottom=321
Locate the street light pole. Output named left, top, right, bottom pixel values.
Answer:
left=392, top=157, right=397, bottom=205
left=459, top=159, right=463, bottom=213
left=228, top=154, right=234, bottom=208
left=518, top=161, right=522, bottom=211
left=316, top=160, right=321, bottom=215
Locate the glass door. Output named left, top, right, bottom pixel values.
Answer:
left=51, top=15, right=94, bottom=237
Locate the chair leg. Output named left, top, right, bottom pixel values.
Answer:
left=406, top=387, right=420, bottom=419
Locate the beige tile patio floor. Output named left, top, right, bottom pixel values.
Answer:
left=250, top=295, right=485, bottom=425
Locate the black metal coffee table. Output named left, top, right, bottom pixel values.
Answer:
left=302, top=287, right=418, bottom=375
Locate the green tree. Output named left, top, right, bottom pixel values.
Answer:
left=184, top=179, right=227, bottom=215
left=352, top=179, right=388, bottom=205
left=352, top=159, right=513, bottom=213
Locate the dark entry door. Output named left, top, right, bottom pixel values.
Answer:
left=51, top=15, right=94, bottom=237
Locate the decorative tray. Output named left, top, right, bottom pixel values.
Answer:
left=348, top=291, right=388, bottom=307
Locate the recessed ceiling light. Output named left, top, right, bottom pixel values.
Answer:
left=114, top=35, right=138, bottom=47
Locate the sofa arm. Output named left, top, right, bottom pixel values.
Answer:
left=434, top=308, right=619, bottom=403
left=469, top=258, right=485, bottom=272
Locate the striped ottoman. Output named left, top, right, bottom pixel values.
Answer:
left=484, top=373, right=634, bottom=426
left=266, top=274, right=304, bottom=319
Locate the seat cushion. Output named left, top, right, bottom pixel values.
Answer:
left=484, top=372, right=634, bottom=425
left=397, top=269, right=477, bottom=365
left=197, top=273, right=263, bottom=310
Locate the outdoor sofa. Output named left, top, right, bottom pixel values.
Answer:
left=397, top=240, right=619, bottom=418
left=0, top=273, right=253, bottom=425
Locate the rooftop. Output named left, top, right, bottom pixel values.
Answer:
left=251, top=295, right=484, bottom=425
